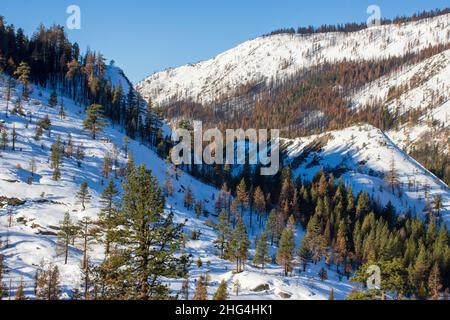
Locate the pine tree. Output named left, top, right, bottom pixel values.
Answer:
left=233, top=279, right=241, bottom=296
left=318, top=267, right=328, bottom=281
left=102, top=163, right=184, bottom=300
left=213, top=280, right=229, bottom=300
left=76, top=181, right=91, bottom=211
left=355, top=192, right=371, bottom=220
left=180, top=277, right=190, bottom=300
left=75, top=144, right=85, bottom=167
left=11, top=124, right=17, bottom=151
left=299, top=238, right=313, bottom=272
left=305, top=213, right=326, bottom=263
left=184, top=186, right=194, bottom=210
left=333, top=220, right=348, bottom=269
left=29, top=156, right=37, bottom=177
left=1, top=127, right=7, bottom=150
left=411, top=243, right=430, bottom=298
left=50, top=136, right=62, bottom=181
left=98, top=179, right=120, bottom=256
left=58, top=99, right=66, bottom=119
left=226, top=218, right=250, bottom=273
left=14, top=61, right=30, bottom=98
left=163, top=175, right=174, bottom=197
left=277, top=226, right=295, bottom=276
left=48, top=90, right=58, bottom=108
left=5, top=78, right=11, bottom=116
left=432, top=195, right=443, bottom=219
left=35, top=263, right=61, bottom=300
left=83, top=104, right=106, bottom=140
left=236, top=179, right=249, bottom=217
left=265, top=209, right=280, bottom=245
left=253, top=187, right=266, bottom=228
left=78, top=216, right=99, bottom=271
left=214, top=209, right=230, bottom=259
left=385, top=157, right=399, bottom=194
left=194, top=275, right=208, bottom=300
left=428, top=263, right=442, bottom=300
left=195, top=201, right=202, bottom=218
left=328, top=289, right=335, bottom=300
left=57, top=212, right=77, bottom=265
left=0, top=252, right=7, bottom=299
left=101, top=153, right=112, bottom=179
left=253, top=232, right=271, bottom=269
left=123, top=136, right=129, bottom=158
left=15, top=278, right=26, bottom=300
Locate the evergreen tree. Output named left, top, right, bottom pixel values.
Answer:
left=194, top=275, right=208, bottom=300
left=57, top=212, right=77, bottom=265
left=333, top=220, right=348, bottom=269
left=35, top=263, right=61, bottom=300
left=180, top=277, right=190, bottom=300
left=432, top=195, right=443, bottom=218
left=101, top=153, right=112, bottom=179
left=48, top=90, right=58, bottom=108
left=101, top=163, right=185, bottom=300
left=277, top=226, right=296, bottom=276
left=11, top=124, right=17, bottom=151
left=98, top=179, right=120, bottom=256
left=83, top=104, right=106, bottom=140
left=77, top=216, right=99, bottom=271
left=305, top=213, right=326, bottom=263
left=253, top=186, right=266, bottom=228
left=328, top=289, right=335, bottom=300
left=15, top=278, right=26, bottom=300
left=1, top=127, right=7, bottom=150
left=411, top=243, right=430, bottom=298
left=355, top=192, right=371, bottom=220
left=75, top=144, right=85, bottom=167
left=214, top=209, right=230, bottom=259
left=253, top=233, right=271, bottom=269
left=428, top=263, right=442, bottom=300
left=14, top=61, right=30, bottom=98
left=226, top=218, right=250, bottom=273
left=0, top=252, right=7, bottom=299
left=213, top=280, right=229, bottom=300
left=299, top=238, right=313, bottom=272
left=233, top=279, right=241, bottom=296
left=76, top=181, right=91, bottom=211
left=236, top=179, right=249, bottom=217
left=50, top=136, right=62, bottom=181
left=184, top=186, right=194, bottom=210
left=59, top=99, right=66, bottom=119
left=265, top=209, right=280, bottom=245
left=385, top=157, right=399, bottom=194
left=318, top=267, right=328, bottom=281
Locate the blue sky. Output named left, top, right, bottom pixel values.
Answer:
left=1, top=0, right=448, bottom=83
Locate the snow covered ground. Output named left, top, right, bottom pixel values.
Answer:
left=282, top=125, right=450, bottom=225
left=350, top=49, right=450, bottom=153
left=0, top=80, right=355, bottom=300
left=137, top=14, right=450, bottom=106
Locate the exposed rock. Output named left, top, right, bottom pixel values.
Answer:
left=277, top=291, right=292, bottom=299
left=252, top=284, right=271, bottom=292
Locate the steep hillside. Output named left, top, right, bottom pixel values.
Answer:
left=281, top=125, right=450, bottom=225
left=0, top=79, right=357, bottom=300
left=137, top=14, right=450, bottom=106
left=351, top=49, right=450, bottom=153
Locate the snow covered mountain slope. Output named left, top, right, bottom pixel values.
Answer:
left=137, top=14, right=450, bottom=106
left=0, top=80, right=355, bottom=300
left=350, top=49, right=450, bottom=153
left=105, top=65, right=132, bottom=94
left=281, top=125, right=450, bottom=225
